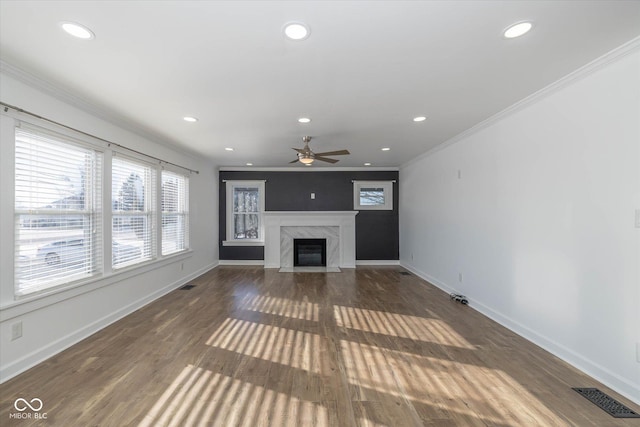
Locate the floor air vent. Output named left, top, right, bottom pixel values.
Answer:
left=572, top=388, right=640, bottom=418
left=180, top=284, right=196, bottom=290
left=399, top=272, right=411, bottom=276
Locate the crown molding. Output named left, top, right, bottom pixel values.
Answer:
left=402, top=36, right=640, bottom=169
left=0, top=60, right=203, bottom=161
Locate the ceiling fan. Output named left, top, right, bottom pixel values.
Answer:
left=289, top=136, right=350, bottom=165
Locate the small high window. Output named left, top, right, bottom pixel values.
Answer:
left=353, top=181, right=394, bottom=210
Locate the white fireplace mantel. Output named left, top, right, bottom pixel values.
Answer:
left=263, top=211, right=358, bottom=269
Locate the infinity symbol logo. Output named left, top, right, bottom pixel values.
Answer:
left=14, top=398, right=43, bottom=412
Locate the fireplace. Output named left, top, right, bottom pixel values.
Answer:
left=263, top=211, right=358, bottom=269
left=294, top=238, right=327, bottom=267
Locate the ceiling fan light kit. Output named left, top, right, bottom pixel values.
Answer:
left=299, top=154, right=315, bottom=164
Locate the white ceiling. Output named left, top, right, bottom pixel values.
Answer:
left=1, top=1, right=639, bottom=168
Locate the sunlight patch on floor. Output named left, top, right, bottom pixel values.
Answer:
left=206, top=318, right=325, bottom=374
left=138, top=364, right=329, bottom=427
left=239, top=294, right=320, bottom=321
left=339, top=340, right=565, bottom=426
left=355, top=417, right=388, bottom=427
left=333, top=305, right=474, bottom=349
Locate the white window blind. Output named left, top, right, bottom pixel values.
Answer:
left=15, top=126, right=103, bottom=296
left=161, top=171, right=189, bottom=255
left=112, top=156, right=156, bottom=268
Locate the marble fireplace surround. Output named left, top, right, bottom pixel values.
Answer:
left=263, top=211, right=358, bottom=269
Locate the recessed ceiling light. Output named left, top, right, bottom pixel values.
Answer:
left=246, top=162, right=253, bottom=166
left=364, top=162, right=372, bottom=166
left=60, top=22, right=95, bottom=40
left=413, top=116, right=427, bottom=122
left=284, top=22, right=310, bottom=40
left=503, top=21, right=533, bottom=39
left=298, top=117, right=311, bottom=123
left=225, top=147, right=234, bottom=151
left=183, top=116, right=198, bottom=122
left=381, top=147, right=390, bottom=151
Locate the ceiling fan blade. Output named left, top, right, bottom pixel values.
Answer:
left=314, top=156, right=339, bottom=164
left=314, top=149, right=350, bottom=156
left=289, top=158, right=300, bottom=164
left=292, top=147, right=307, bottom=154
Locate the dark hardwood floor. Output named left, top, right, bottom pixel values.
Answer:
left=1, top=266, right=638, bottom=426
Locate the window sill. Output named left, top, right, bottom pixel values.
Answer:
left=2, top=250, right=193, bottom=320
left=222, top=240, right=264, bottom=247
left=354, top=205, right=393, bottom=210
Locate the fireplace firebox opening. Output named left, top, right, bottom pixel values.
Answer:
left=293, top=238, right=327, bottom=267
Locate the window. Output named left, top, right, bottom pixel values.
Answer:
left=12, top=118, right=192, bottom=298
left=224, top=180, right=265, bottom=245
left=112, top=156, right=156, bottom=268
left=15, top=126, right=103, bottom=296
left=161, top=170, right=189, bottom=255
left=353, top=180, right=394, bottom=210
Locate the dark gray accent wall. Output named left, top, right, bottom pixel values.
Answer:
left=219, top=170, right=399, bottom=261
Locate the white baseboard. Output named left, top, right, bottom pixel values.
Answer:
left=0, top=262, right=218, bottom=384
left=218, top=260, right=399, bottom=267
left=470, top=297, right=640, bottom=405
left=218, top=259, right=264, bottom=266
left=399, top=261, right=640, bottom=406
left=219, top=260, right=400, bottom=267
left=400, top=262, right=457, bottom=294
left=356, top=260, right=400, bottom=266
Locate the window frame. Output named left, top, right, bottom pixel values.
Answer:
left=111, top=154, right=157, bottom=269
left=8, top=116, right=193, bottom=301
left=14, top=125, right=104, bottom=296
left=223, top=180, right=265, bottom=246
left=353, top=180, right=394, bottom=211
left=161, top=169, right=190, bottom=255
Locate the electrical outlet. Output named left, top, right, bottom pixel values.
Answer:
left=11, top=321, right=22, bottom=341
left=411, top=252, right=414, bottom=261
left=635, top=209, right=640, bottom=228
left=458, top=170, right=461, bottom=179
left=180, top=262, right=184, bottom=271
left=458, top=273, right=463, bottom=282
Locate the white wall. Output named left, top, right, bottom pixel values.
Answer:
left=400, top=44, right=640, bottom=403
left=0, top=69, right=219, bottom=382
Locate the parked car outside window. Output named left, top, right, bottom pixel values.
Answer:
left=37, top=239, right=141, bottom=266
